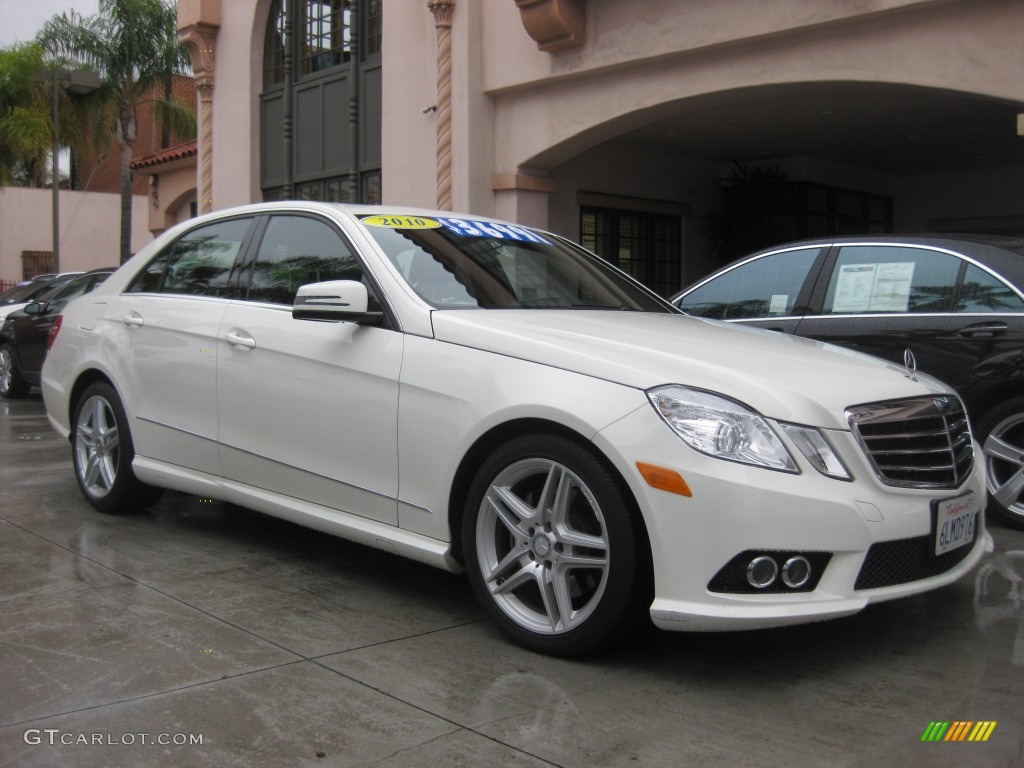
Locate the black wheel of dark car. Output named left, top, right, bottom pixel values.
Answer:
left=0, top=344, right=29, bottom=399
left=463, top=433, right=646, bottom=656
left=71, top=382, right=164, bottom=514
left=977, top=397, right=1024, bottom=530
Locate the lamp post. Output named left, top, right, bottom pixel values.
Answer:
left=47, top=69, right=101, bottom=273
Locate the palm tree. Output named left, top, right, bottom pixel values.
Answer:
left=37, top=0, right=195, bottom=263
left=0, top=43, right=90, bottom=188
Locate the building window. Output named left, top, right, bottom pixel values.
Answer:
left=364, top=0, right=383, bottom=58
left=801, top=183, right=892, bottom=236
left=300, top=0, right=352, bottom=76
left=362, top=172, right=381, bottom=204
left=325, top=177, right=350, bottom=202
left=295, top=180, right=324, bottom=201
left=581, top=207, right=682, bottom=297
left=263, top=0, right=286, bottom=88
left=281, top=175, right=377, bottom=203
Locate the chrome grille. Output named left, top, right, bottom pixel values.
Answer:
left=846, top=396, right=973, bottom=490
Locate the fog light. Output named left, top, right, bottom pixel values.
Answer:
left=746, top=556, right=778, bottom=588
left=782, top=556, right=811, bottom=588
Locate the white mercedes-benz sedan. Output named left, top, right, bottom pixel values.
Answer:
left=42, top=202, right=990, bottom=656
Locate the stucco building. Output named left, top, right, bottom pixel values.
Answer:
left=176, top=0, right=1024, bottom=295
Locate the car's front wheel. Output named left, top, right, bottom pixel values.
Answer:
left=71, top=382, right=163, bottom=514
left=0, top=344, right=29, bottom=399
left=463, top=434, right=647, bottom=656
left=978, top=397, right=1024, bottom=530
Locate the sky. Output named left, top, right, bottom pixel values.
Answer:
left=0, top=0, right=99, bottom=48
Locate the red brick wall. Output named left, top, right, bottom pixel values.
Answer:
left=74, top=74, right=197, bottom=195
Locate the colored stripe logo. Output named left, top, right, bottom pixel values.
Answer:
left=921, top=721, right=997, bottom=742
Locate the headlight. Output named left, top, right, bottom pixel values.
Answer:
left=780, top=424, right=852, bottom=481
left=648, top=385, right=798, bottom=473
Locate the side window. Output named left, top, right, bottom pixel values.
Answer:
left=128, top=247, right=174, bottom=293
left=248, top=215, right=364, bottom=305
left=128, top=218, right=251, bottom=296
left=678, top=248, right=820, bottom=319
left=958, top=263, right=1024, bottom=312
left=44, top=279, right=91, bottom=315
left=823, top=246, right=960, bottom=314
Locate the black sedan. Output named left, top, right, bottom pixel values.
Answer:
left=673, top=235, right=1024, bottom=529
left=0, top=269, right=114, bottom=399
left=0, top=272, right=84, bottom=310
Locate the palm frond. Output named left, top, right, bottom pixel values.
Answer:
left=150, top=95, right=197, bottom=142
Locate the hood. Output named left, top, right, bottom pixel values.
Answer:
left=430, top=310, right=949, bottom=430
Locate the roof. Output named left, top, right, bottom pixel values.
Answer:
left=130, top=140, right=198, bottom=171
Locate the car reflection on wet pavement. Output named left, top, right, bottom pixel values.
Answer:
left=1, top=394, right=1022, bottom=768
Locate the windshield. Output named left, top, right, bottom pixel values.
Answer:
left=359, top=215, right=672, bottom=312
left=0, top=281, right=50, bottom=305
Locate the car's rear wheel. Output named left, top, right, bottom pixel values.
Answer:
left=463, top=433, right=646, bottom=656
left=978, top=397, right=1024, bottom=530
left=0, top=344, right=29, bottom=399
left=71, top=382, right=163, bottom=514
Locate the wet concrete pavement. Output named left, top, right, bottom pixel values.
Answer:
left=1, top=393, right=1022, bottom=767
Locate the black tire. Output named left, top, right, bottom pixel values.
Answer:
left=71, top=382, right=164, bottom=514
left=977, top=397, right=1024, bottom=530
left=462, top=433, right=647, bottom=656
left=0, top=344, right=30, bottom=399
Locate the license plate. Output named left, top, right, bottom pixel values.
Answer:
left=934, top=492, right=979, bottom=556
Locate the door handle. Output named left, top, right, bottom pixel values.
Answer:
left=957, top=322, right=1008, bottom=338
left=122, top=311, right=144, bottom=328
left=224, top=330, right=256, bottom=350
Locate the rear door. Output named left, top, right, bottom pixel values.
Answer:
left=111, top=215, right=256, bottom=474
left=794, top=244, right=1024, bottom=392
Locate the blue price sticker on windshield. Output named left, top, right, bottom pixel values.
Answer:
left=436, top=217, right=551, bottom=245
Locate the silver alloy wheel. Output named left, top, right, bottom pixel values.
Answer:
left=0, top=348, right=11, bottom=393
left=476, top=457, right=610, bottom=635
left=983, top=413, right=1024, bottom=521
left=74, top=394, right=120, bottom=499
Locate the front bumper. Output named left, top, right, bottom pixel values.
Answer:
left=594, top=404, right=990, bottom=632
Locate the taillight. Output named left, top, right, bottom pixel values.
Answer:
left=47, top=315, right=63, bottom=351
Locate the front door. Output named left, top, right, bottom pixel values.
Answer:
left=216, top=214, right=402, bottom=524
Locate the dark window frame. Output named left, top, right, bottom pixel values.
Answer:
left=263, top=0, right=286, bottom=89
left=260, top=0, right=382, bottom=203
left=580, top=206, right=682, bottom=298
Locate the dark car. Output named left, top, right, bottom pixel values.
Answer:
left=0, top=269, right=114, bottom=399
left=0, top=272, right=84, bottom=306
left=673, top=235, right=1024, bottom=529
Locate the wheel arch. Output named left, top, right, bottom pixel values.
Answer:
left=965, top=383, right=1024, bottom=440
left=68, top=368, right=119, bottom=428
left=446, top=417, right=652, bottom=573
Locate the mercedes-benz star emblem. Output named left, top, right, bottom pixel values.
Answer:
left=903, top=348, right=918, bottom=380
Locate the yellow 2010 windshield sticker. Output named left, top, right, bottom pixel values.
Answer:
left=361, top=215, right=442, bottom=230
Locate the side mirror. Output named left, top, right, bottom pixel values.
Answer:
left=24, top=302, right=43, bottom=316
left=292, top=280, right=383, bottom=325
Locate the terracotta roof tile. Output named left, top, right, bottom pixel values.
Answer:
left=130, top=140, right=198, bottom=170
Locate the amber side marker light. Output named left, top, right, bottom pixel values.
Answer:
left=636, top=462, right=692, bottom=497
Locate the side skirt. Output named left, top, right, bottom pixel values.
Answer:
left=132, top=455, right=463, bottom=573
